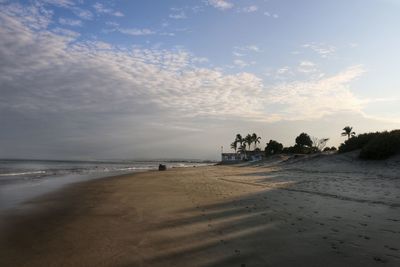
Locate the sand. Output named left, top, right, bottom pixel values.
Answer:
left=1, top=153, right=400, bottom=267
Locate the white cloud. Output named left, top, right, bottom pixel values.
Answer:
left=72, top=7, right=93, bottom=20
left=247, top=45, right=260, bottom=52
left=233, top=45, right=261, bottom=57
left=59, top=17, right=82, bottom=26
left=233, top=59, right=249, bottom=68
left=276, top=66, right=290, bottom=75
left=303, top=43, right=336, bottom=58
left=0, top=4, right=383, bottom=128
left=40, top=0, right=74, bottom=8
left=118, top=28, right=155, bottom=36
left=207, top=0, right=234, bottom=10
left=238, top=5, right=258, bottom=13
left=93, top=2, right=124, bottom=17
left=169, top=11, right=187, bottom=19
left=297, top=60, right=317, bottom=73
left=0, top=8, right=266, bottom=123
left=264, top=11, right=279, bottom=18
left=265, top=65, right=366, bottom=121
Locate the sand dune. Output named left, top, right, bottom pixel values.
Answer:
left=1, top=153, right=399, bottom=266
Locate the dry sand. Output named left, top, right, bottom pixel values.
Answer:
left=1, top=153, right=400, bottom=267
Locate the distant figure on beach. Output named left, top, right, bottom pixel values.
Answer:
left=158, top=164, right=166, bottom=171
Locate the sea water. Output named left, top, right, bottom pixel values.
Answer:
left=0, top=159, right=213, bottom=213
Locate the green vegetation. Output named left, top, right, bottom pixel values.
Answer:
left=265, top=140, right=283, bottom=155
left=359, top=130, right=400, bottom=159
left=338, top=132, right=379, bottom=153
left=341, top=126, right=356, bottom=140
left=339, top=130, right=400, bottom=159
left=229, top=127, right=400, bottom=160
left=295, top=133, right=313, bottom=148
left=323, top=146, right=337, bottom=152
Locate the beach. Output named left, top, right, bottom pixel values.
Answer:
left=1, top=153, right=400, bottom=267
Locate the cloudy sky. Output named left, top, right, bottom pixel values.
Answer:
left=0, top=0, right=399, bottom=160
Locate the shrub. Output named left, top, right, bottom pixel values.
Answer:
left=265, top=140, right=283, bottom=155
left=323, top=146, right=337, bottom=152
left=282, top=144, right=313, bottom=154
left=338, top=132, right=380, bottom=153
left=359, top=130, right=400, bottom=159
left=295, top=133, right=312, bottom=147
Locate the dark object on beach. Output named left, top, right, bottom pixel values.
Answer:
left=158, top=164, right=166, bottom=171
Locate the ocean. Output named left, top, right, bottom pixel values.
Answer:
left=0, top=159, right=213, bottom=213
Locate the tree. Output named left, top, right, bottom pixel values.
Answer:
left=295, top=133, right=312, bottom=147
left=245, top=134, right=253, bottom=151
left=311, top=137, right=329, bottom=152
left=238, top=143, right=247, bottom=159
left=230, top=141, right=237, bottom=153
left=265, top=140, right=283, bottom=155
left=252, top=133, right=261, bottom=150
left=235, top=134, right=243, bottom=147
left=341, top=126, right=356, bottom=140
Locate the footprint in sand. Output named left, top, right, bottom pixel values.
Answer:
left=373, top=256, right=387, bottom=263
left=331, top=228, right=339, bottom=233
left=359, top=223, right=368, bottom=227
left=358, top=234, right=371, bottom=240
left=384, top=245, right=399, bottom=251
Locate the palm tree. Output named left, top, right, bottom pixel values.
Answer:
left=341, top=126, right=356, bottom=140
left=235, top=134, right=243, bottom=148
left=238, top=143, right=247, bottom=159
left=245, top=134, right=253, bottom=152
left=230, top=141, right=237, bottom=153
left=252, top=133, right=261, bottom=150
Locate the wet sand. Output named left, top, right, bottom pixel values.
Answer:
left=1, top=154, right=400, bottom=267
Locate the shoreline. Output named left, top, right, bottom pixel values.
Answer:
left=1, top=161, right=400, bottom=266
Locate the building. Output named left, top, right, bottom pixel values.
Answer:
left=221, top=153, right=244, bottom=162
left=221, top=151, right=263, bottom=163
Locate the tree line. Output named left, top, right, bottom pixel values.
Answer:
left=229, top=126, right=400, bottom=160
left=230, top=126, right=359, bottom=156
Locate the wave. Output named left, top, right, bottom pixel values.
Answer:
left=0, top=170, right=46, bottom=177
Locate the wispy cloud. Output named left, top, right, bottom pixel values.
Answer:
left=93, top=2, right=124, bottom=17
left=265, top=65, right=366, bottom=121
left=117, top=28, right=155, bottom=36
left=0, top=3, right=386, bottom=128
left=58, top=17, right=82, bottom=27
left=72, top=7, right=93, bottom=20
left=302, top=42, right=336, bottom=58
left=207, top=0, right=234, bottom=10
left=233, top=45, right=261, bottom=57
left=169, top=11, right=187, bottom=19
left=297, top=60, right=317, bottom=73
left=237, top=5, right=258, bottom=13
left=40, top=0, right=74, bottom=8
left=264, top=11, right=279, bottom=18
left=0, top=7, right=265, bottom=124
left=233, top=59, right=249, bottom=68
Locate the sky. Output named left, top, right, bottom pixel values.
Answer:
left=0, top=0, right=399, bottom=160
